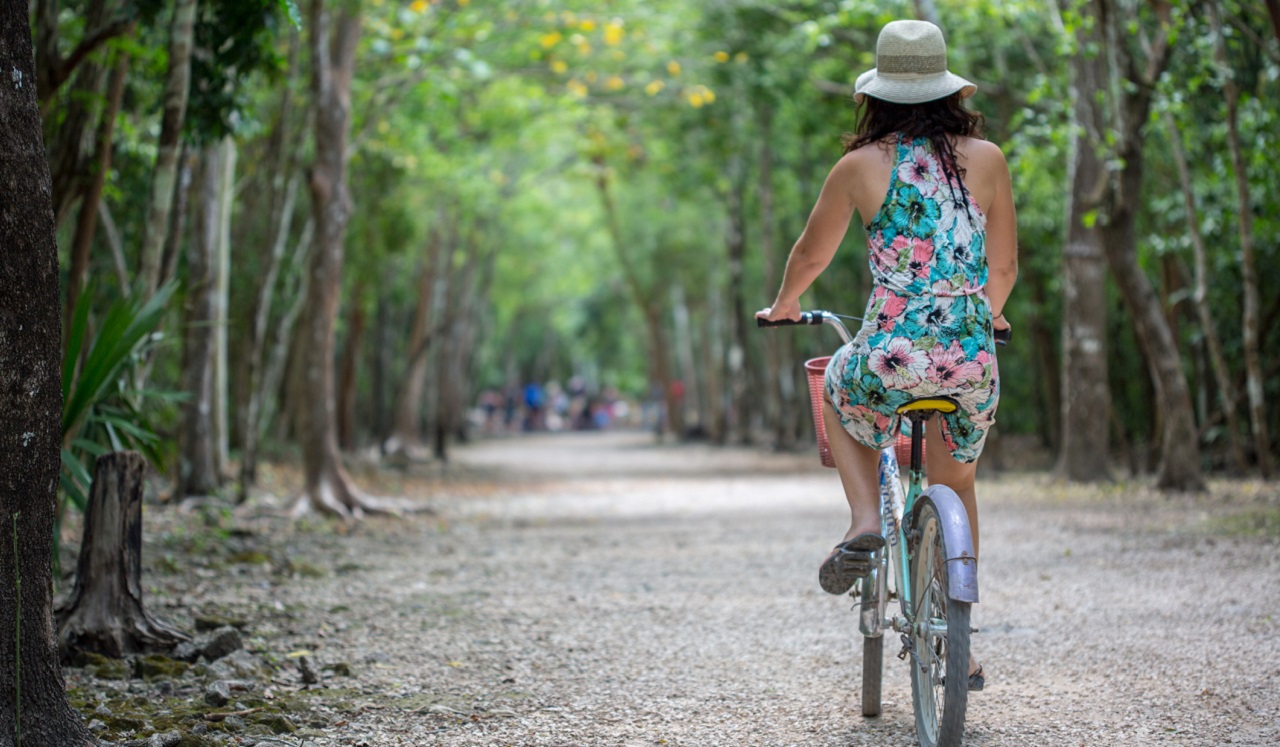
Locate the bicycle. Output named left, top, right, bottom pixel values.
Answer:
left=758, top=310, right=1009, bottom=747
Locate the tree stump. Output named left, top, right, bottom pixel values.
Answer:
left=57, top=451, right=189, bottom=660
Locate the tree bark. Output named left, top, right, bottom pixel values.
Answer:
left=299, top=0, right=375, bottom=518
left=180, top=145, right=223, bottom=498
left=1162, top=111, right=1246, bottom=472
left=0, top=0, right=98, bottom=739
left=56, top=452, right=189, bottom=658
left=1057, top=0, right=1113, bottom=482
left=137, top=0, right=198, bottom=297
left=1211, top=1, right=1272, bottom=476
left=213, top=137, right=235, bottom=480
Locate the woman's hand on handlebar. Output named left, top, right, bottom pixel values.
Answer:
left=756, top=300, right=802, bottom=323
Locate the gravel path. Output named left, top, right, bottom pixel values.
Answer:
left=240, top=432, right=1280, bottom=746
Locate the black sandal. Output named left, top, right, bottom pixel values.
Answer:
left=818, top=532, right=885, bottom=595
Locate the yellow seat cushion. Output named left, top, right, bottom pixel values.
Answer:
left=896, top=398, right=958, bottom=414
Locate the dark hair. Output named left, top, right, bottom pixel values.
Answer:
left=841, top=93, right=984, bottom=182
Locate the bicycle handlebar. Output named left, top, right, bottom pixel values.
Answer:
left=755, top=311, right=826, bottom=328
left=757, top=310, right=1012, bottom=347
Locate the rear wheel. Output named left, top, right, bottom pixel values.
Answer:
left=909, top=498, right=970, bottom=747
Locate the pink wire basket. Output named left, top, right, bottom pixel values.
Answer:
left=805, top=355, right=921, bottom=470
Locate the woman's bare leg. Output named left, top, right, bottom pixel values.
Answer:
left=923, top=417, right=983, bottom=678
left=823, top=399, right=883, bottom=542
left=923, top=418, right=979, bottom=557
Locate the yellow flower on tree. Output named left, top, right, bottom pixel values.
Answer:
left=645, top=80, right=664, bottom=96
left=735, top=51, right=749, bottom=63
left=410, top=0, right=428, bottom=13
left=667, top=60, right=682, bottom=76
left=567, top=80, right=588, bottom=98
left=606, top=76, right=625, bottom=91
left=687, top=91, right=705, bottom=108
left=540, top=31, right=562, bottom=49
left=604, top=22, right=624, bottom=46
left=580, top=19, right=597, bottom=31
left=550, top=60, right=568, bottom=74
left=714, top=50, right=730, bottom=63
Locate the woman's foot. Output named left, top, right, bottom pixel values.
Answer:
left=968, top=657, right=985, bottom=691
left=818, top=532, right=885, bottom=594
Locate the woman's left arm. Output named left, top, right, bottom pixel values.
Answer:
left=758, top=155, right=859, bottom=321
left=983, top=147, right=1018, bottom=330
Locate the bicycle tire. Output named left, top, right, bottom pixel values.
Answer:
left=908, top=498, right=971, bottom=747
left=861, top=634, right=883, bottom=717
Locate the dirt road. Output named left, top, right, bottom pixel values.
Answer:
left=260, top=431, right=1280, bottom=746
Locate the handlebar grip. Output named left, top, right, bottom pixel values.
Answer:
left=994, top=326, right=1012, bottom=346
left=756, top=311, right=825, bottom=328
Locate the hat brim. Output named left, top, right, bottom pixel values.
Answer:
left=853, top=69, right=976, bottom=105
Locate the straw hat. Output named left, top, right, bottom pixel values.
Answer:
left=854, top=20, right=976, bottom=105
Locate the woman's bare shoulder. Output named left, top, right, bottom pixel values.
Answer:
left=957, top=137, right=1008, bottom=169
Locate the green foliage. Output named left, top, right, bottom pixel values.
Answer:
left=61, top=283, right=182, bottom=513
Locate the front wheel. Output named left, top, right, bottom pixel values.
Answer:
left=908, top=498, right=971, bottom=747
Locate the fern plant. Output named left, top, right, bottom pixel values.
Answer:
left=60, top=282, right=183, bottom=518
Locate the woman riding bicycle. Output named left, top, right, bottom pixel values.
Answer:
left=756, top=19, right=1017, bottom=688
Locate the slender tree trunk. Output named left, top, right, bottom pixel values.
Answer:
left=388, top=228, right=446, bottom=454
left=1057, top=0, right=1112, bottom=481
left=64, top=46, right=129, bottom=340
left=1211, top=1, right=1272, bottom=476
left=757, top=104, right=794, bottom=449
left=0, top=1, right=97, bottom=739
left=137, top=0, right=198, bottom=297
left=157, top=146, right=194, bottom=291
left=299, top=0, right=375, bottom=518
left=1025, top=262, right=1061, bottom=450
left=1265, top=0, right=1280, bottom=44
left=213, top=137, right=235, bottom=479
left=1163, top=111, right=1247, bottom=472
left=672, top=284, right=702, bottom=433
left=592, top=159, right=684, bottom=438
left=42, top=0, right=108, bottom=227
left=338, top=283, right=366, bottom=451
left=238, top=175, right=301, bottom=500
left=180, top=145, right=223, bottom=498
left=1094, top=0, right=1203, bottom=491
left=724, top=153, right=751, bottom=444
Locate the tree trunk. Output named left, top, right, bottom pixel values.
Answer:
left=64, top=46, right=129, bottom=340
left=1163, top=111, right=1246, bottom=472
left=213, top=136, right=235, bottom=480
left=724, top=152, right=751, bottom=444
left=387, top=228, right=446, bottom=455
left=180, top=145, right=223, bottom=498
left=0, top=1, right=98, bottom=738
left=299, top=0, right=374, bottom=518
left=338, top=283, right=366, bottom=451
left=672, top=284, right=702, bottom=434
left=41, top=0, right=109, bottom=228
left=157, top=146, right=194, bottom=291
left=1057, top=0, right=1112, bottom=482
left=592, top=159, right=683, bottom=438
left=1093, top=0, right=1203, bottom=491
left=1211, top=1, right=1272, bottom=476
left=137, top=0, right=198, bottom=297
left=56, top=452, right=188, bottom=658
left=238, top=175, right=301, bottom=500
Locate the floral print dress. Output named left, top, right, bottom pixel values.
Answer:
left=824, top=134, right=998, bottom=463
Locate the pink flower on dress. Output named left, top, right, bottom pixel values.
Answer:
left=869, top=337, right=929, bottom=389
left=926, top=340, right=986, bottom=388
left=908, top=238, right=935, bottom=279
left=898, top=148, right=941, bottom=197
left=875, top=291, right=908, bottom=332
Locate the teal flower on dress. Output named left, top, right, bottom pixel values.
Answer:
left=888, top=185, right=939, bottom=235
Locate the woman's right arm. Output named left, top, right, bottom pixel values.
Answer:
left=758, top=154, right=860, bottom=321
left=983, top=146, right=1018, bottom=330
